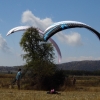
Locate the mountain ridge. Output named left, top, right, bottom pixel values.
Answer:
left=57, top=60, right=100, bottom=71
left=0, top=60, right=100, bottom=72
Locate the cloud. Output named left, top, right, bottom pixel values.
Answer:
left=56, top=32, right=83, bottom=46
left=62, top=56, right=100, bottom=63
left=0, top=34, right=10, bottom=52
left=21, top=10, right=53, bottom=30
left=21, top=10, right=83, bottom=46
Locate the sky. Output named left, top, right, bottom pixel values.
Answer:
left=0, top=0, right=100, bottom=66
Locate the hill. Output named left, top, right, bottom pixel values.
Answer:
left=0, top=60, right=100, bottom=73
left=57, top=60, right=100, bottom=71
left=0, top=65, right=23, bottom=73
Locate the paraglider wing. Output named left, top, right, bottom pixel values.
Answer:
left=6, top=26, right=62, bottom=63
left=6, top=26, right=30, bottom=36
left=43, top=21, right=100, bottom=41
left=48, top=38, right=61, bottom=63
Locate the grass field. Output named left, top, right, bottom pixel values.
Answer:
left=0, top=74, right=100, bottom=100
left=0, top=89, right=100, bottom=100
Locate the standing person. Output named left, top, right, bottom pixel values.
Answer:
left=16, top=68, right=22, bottom=90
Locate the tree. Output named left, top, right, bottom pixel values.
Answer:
left=20, top=27, right=56, bottom=90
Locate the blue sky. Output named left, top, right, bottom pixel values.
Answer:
left=0, top=0, right=100, bottom=66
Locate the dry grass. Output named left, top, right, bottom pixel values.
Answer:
left=0, top=89, right=100, bottom=100
left=1, top=74, right=100, bottom=100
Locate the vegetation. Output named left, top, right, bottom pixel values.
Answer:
left=0, top=89, right=100, bottom=100
left=19, top=27, right=65, bottom=90
left=63, top=70, right=100, bottom=76
left=0, top=74, right=100, bottom=100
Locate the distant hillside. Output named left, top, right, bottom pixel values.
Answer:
left=0, top=60, right=100, bottom=73
left=0, top=66, right=23, bottom=73
left=57, top=60, right=100, bottom=71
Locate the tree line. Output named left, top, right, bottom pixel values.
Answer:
left=63, top=70, right=100, bottom=76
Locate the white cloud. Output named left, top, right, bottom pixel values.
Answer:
left=56, top=32, right=83, bottom=46
left=62, top=56, right=100, bottom=63
left=0, top=34, right=10, bottom=52
left=21, top=10, right=53, bottom=30
left=21, top=10, right=83, bottom=46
